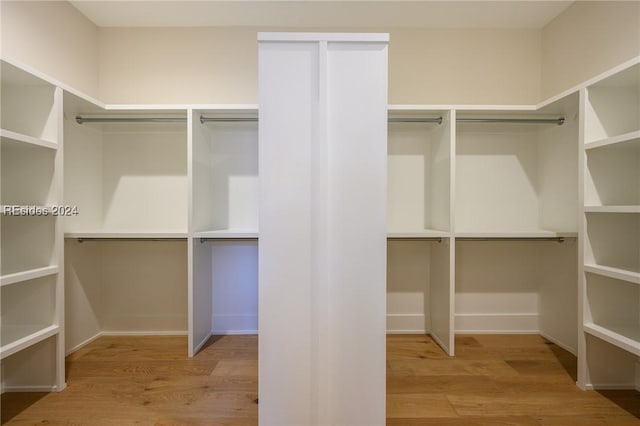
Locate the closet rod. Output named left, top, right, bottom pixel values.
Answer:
left=200, top=116, right=257, bottom=123
left=389, top=117, right=443, bottom=124
left=457, top=117, right=565, bottom=125
left=457, top=237, right=565, bottom=243
left=75, top=116, right=186, bottom=124
left=199, top=237, right=259, bottom=243
left=77, top=238, right=187, bottom=243
left=387, top=237, right=443, bottom=242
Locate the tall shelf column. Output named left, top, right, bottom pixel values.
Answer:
left=258, top=33, right=389, bottom=425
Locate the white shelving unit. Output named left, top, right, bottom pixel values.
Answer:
left=189, top=107, right=259, bottom=356
left=453, top=95, right=579, bottom=354
left=0, top=60, right=65, bottom=393
left=386, top=107, right=455, bottom=355
left=63, top=95, right=189, bottom=354
left=580, top=61, right=640, bottom=391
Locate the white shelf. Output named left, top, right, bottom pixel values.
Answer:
left=455, top=230, right=577, bottom=239
left=0, top=265, right=58, bottom=287
left=584, top=130, right=640, bottom=151
left=585, top=206, right=640, bottom=213
left=584, top=263, right=640, bottom=285
left=0, top=324, right=59, bottom=360
left=584, top=323, right=640, bottom=357
left=194, top=230, right=259, bottom=239
left=0, top=128, right=57, bottom=150
left=65, top=232, right=188, bottom=239
left=387, top=229, right=449, bottom=239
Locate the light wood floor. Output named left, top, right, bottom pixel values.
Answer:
left=2, top=334, right=639, bottom=425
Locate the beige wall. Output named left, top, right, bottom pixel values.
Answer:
left=98, top=27, right=541, bottom=105
left=4, top=1, right=639, bottom=105
left=541, top=1, right=640, bottom=100
left=1, top=1, right=99, bottom=98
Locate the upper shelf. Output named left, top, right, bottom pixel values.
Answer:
left=0, top=129, right=57, bottom=150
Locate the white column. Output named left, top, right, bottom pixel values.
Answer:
left=259, top=33, right=388, bottom=426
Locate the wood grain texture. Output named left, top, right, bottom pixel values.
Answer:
left=2, top=334, right=639, bottom=425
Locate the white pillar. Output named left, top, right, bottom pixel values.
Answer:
left=258, top=32, right=388, bottom=426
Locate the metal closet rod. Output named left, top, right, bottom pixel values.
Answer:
left=457, top=237, right=566, bottom=243
left=76, top=115, right=564, bottom=125
left=458, top=117, right=565, bottom=125
left=199, top=237, right=259, bottom=243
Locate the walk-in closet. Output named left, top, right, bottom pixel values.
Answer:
left=1, top=1, right=639, bottom=424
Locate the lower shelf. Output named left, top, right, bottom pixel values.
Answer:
left=0, top=324, right=59, bottom=359
left=583, top=322, right=640, bottom=357
left=0, top=265, right=58, bottom=287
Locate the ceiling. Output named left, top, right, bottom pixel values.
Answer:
left=69, top=1, right=573, bottom=29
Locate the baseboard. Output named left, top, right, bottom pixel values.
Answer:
left=66, top=332, right=103, bottom=356
left=1, top=385, right=58, bottom=394
left=386, top=314, right=428, bottom=334
left=211, top=330, right=258, bottom=335
left=192, top=334, right=211, bottom=355
left=212, top=315, right=257, bottom=334
left=66, top=330, right=188, bottom=355
left=539, top=331, right=577, bottom=356
left=455, top=313, right=539, bottom=333
left=583, top=383, right=638, bottom=390
left=100, top=330, right=187, bottom=336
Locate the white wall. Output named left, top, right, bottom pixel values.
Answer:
left=98, top=26, right=541, bottom=105
left=0, top=1, right=99, bottom=98
left=541, top=1, right=640, bottom=100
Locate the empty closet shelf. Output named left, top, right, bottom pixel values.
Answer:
left=0, top=324, right=59, bottom=359
left=0, top=265, right=58, bottom=287
left=584, top=323, right=640, bottom=357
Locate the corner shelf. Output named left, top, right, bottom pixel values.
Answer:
left=583, top=322, right=640, bottom=357
left=0, top=324, right=60, bottom=360
left=584, top=206, right=640, bottom=213
left=0, top=265, right=59, bottom=287
left=584, top=130, right=640, bottom=151
left=584, top=263, right=640, bottom=285
left=0, top=129, right=57, bottom=150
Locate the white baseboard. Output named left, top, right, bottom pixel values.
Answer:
left=100, top=330, right=187, bottom=336
left=1, top=385, right=58, bottom=394
left=66, top=332, right=103, bottom=356
left=66, top=330, right=188, bottom=355
left=455, top=313, right=539, bottom=333
left=539, top=331, right=577, bottom=356
left=212, top=314, right=257, bottom=334
left=211, top=330, right=258, bottom=335
left=386, top=314, right=428, bottom=334
left=192, top=334, right=210, bottom=355
left=583, top=383, right=638, bottom=390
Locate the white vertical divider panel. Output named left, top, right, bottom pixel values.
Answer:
left=259, top=33, right=388, bottom=426
left=430, top=110, right=455, bottom=356
left=577, top=88, right=589, bottom=389
left=53, top=86, right=66, bottom=390
left=188, top=109, right=213, bottom=357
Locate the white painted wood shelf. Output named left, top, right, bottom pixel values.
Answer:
left=387, top=230, right=450, bottom=239
left=65, top=232, right=188, bottom=239
left=583, top=323, right=640, bottom=357
left=0, top=265, right=59, bottom=287
left=0, top=128, right=57, bottom=150
left=0, top=324, right=59, bottom=360
left=584, top=264, right=640, bottom=285
left=194, top=230, right=259, bottom=239
left=584, top=206, right=640, bottom=213
left=584, top=130, right=640, bottom=151
left=455, top=231, right=577, bottom=239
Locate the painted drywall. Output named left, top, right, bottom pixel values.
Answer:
left=0, top=1, right=99, bottom=98
left=541, top=1, right=640, bottom=100
left=98, top=26, right=541, bottom=105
